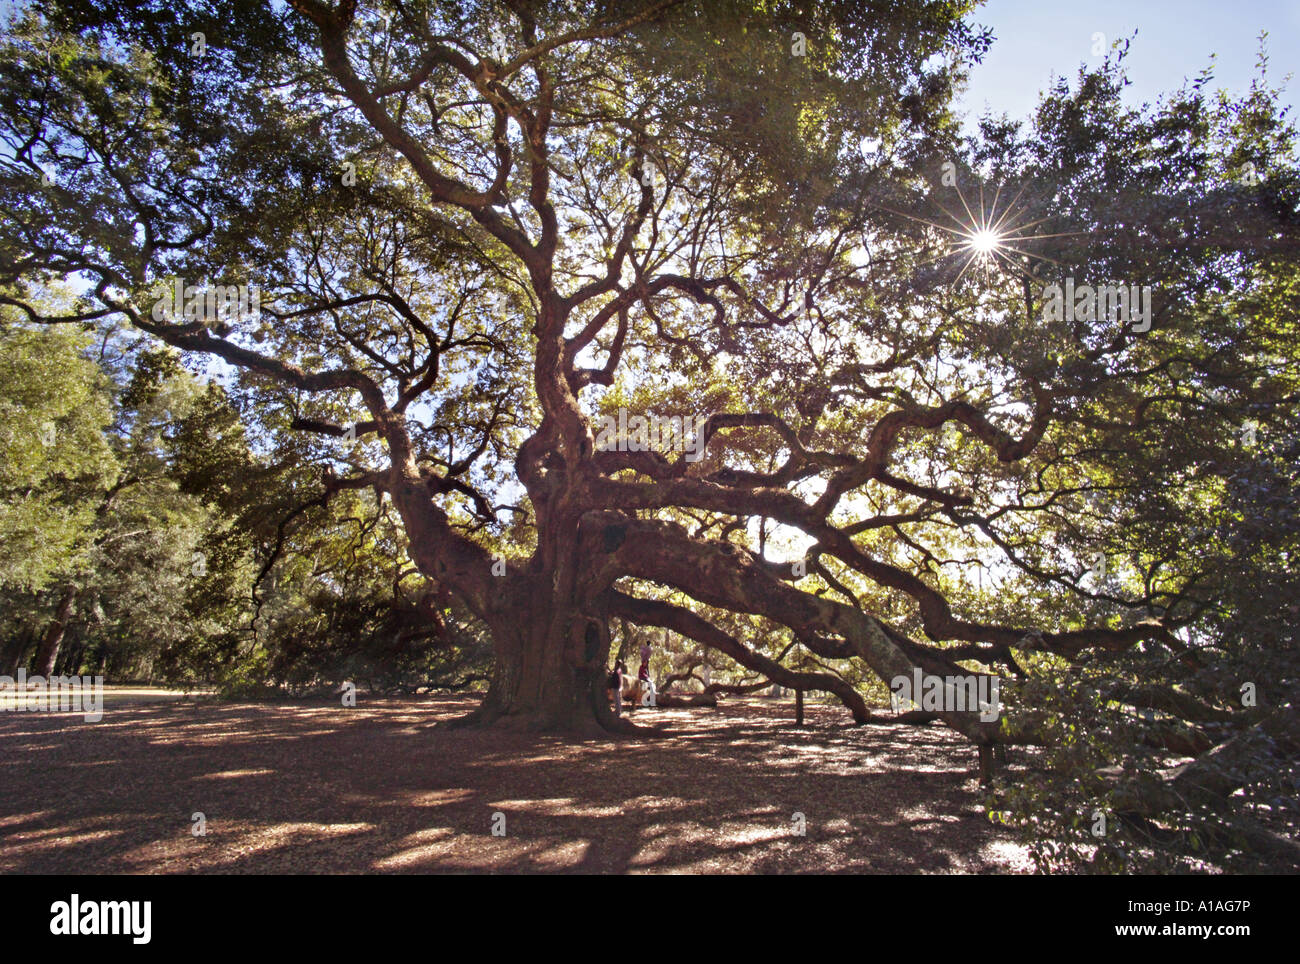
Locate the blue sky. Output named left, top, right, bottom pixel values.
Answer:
left=956, top=0, right=1299, bottom=130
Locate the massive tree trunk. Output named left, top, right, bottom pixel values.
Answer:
left=31, top=586, right=76, bottom=677
left=472, top=617, right=592, bottom=732
left=447, top=578, right=631, bottom=735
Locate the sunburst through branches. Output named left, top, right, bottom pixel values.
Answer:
left=879, top=179, right=1083, bottom=287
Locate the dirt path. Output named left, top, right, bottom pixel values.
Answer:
left=0, top=696, right=1031, bottom=873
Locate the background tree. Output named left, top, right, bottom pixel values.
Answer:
left=0, top=303, right=115, bottom=596
left=0, top=305, right=488, bottom=692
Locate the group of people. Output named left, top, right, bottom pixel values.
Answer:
left=607, top=641, right=654, bottom=715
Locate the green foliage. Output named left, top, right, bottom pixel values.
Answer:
left=0, top=308, right=115, bottom=590
left=968, top=53, right=1300, bottom=872
left=0, top=319, right=491, bottom=693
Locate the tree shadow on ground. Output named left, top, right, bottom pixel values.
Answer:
left=0, top=696, right=1031, bottom=873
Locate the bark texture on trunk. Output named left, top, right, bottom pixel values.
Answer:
left=449, top=599, right=637, bottom=735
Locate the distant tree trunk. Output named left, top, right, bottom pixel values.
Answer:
left=31, top=586, right=76, bottom=677
left=796, top=688, right=804, bottom=726
left=978, top=744, right=996, bottom=785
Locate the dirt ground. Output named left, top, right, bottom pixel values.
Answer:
left=0, top=694, right=1032, bottom=874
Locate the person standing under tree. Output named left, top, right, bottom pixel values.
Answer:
left=608, top=659, right=626, bottom=716
left=635, top=641, right=655, bottom=707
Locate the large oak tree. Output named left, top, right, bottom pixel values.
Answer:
left=2, top=0, right=1296, bottom=783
